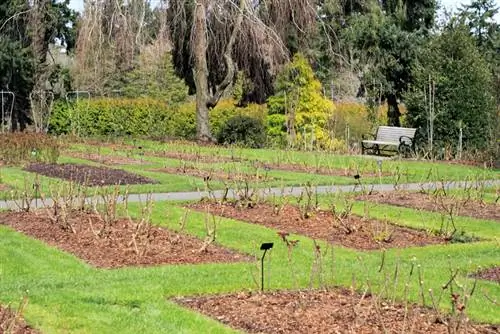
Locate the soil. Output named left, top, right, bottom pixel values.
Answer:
left=0, top=184, right=10, bottom=192
left=253, top=161, right=388, bottom=178
left=24, top=163, right=157, bottom=186
left=0, top=305, right=38, bottom=334
left=65, top=152, right=150, bottom=166
left=357, top=192, right=500, bottom=222
left=0, top=210, right=251, bottom=268
left=149, top=151, right=242, bottom=163
left=472, top=266, right=500, bottom=283
left=188, top=203, right=445, bottom=250
left=152, top=166, right=273, bottom=182
left=175, top=288, right=498, bottom=334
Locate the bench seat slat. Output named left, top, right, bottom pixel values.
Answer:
left=362, top=140, right=399, bottom=146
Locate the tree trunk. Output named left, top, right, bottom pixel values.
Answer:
left=192, top=0, right=213, bottom=142
left=387, top=94, right=401, bottom=127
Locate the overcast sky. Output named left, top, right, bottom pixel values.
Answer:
left=68, top=0, right=499, bottom=20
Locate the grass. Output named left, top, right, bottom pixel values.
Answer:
left=1, top=199, right=499, bottom=332
left=0, top=138, right=499, bottom=332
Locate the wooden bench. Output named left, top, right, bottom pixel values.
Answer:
left=361, top=126, right=417, bottom=156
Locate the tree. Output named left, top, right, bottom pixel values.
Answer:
left=405, top=23, right=496, bottom=152
left=267, top=54, right=334, bottom=149
left=167, top=0, right=317, bottom=142
left=342, top=0, right=437, bottom=126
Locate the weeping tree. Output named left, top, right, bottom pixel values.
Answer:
left=167, top=0, right=317, bottom=142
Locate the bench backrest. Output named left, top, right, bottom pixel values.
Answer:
left=376, top=126, right=417, bottom=144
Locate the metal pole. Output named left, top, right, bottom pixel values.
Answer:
left=261, top=249, right=268, bottom=291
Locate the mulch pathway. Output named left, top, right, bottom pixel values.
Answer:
left=152, top=166, right=272, bottom=182
left=0, top=305, right=38, bottom=334
left=188, top=203, right=445, bottom=250
left=472, top=266, right=500, bottom=283
left=357, top=192, right=500, bottom=222
left=149, top=151, right=242, bottom=163
left=65, top=152, right=150, bottom=166
left=0, top=210, right=251, bottom=268
left=175, top=289, right=498, bottom=334
left=24, top=163, right=157, bottom=186
left=252, top=161, right=388, bottom=178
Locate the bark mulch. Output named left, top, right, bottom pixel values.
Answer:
left=0, top=305, right=38, bottom=334
left=24, top=163, right=157, bottom=186
left=149, top=151, right=242, bottom=163
left=472, top=266, right=500, bottom=283
left=253, top=161, right=388, bottom=178
left=0, top=210, right=251, bottom=268
left=175, top=289, right=498, bottom=334
left=152, top=166, right=272, bottom=182
left=65, top=152, right=150, bottom=166
left=188, top=203, right=445, bottom=250
left=357, top=192, right=500, bottom=222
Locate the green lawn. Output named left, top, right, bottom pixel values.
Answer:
left=1, top=138, right=498, bottom=199
left=1, top=139, right=499, bottom=332
left=0, top=198, right=499, bottom=333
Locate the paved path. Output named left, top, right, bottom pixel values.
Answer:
left=1, top=179, right=498, bottom=211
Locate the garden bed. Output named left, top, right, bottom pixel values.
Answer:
left=472, top=266, right=500, bottom=283
left=150, top=151, right=241, bottom=163
left=152, top=166, right=272, bottom=182
left=253, top=161, right=388, bottom=178
left=24, top=163, right=157, bottom=186
left=0, top=210, right=250, bottom=268
left=65, top=152, right=150, bottom=166
left=188, top=203, right=445, bottom=250
left=175, top=288, right=497, bottom=334
left=357, top=192, right=500, bottom=221
left=0, top=305, right=38, bottom=334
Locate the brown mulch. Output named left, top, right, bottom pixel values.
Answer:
left=0, top=184, right=10, bottom=192
left=188, top=203, right=445, bottom=250
left=0, top=210, right=251, bottom=268
left=472, top=267, right=500, bottom=283
left=0, top=305, right=38, bottom=334
left=152, top=167, right=272, bottom=182
left=175, top=289, right=498, bottom=334
left=65, top=152, right=150, bottom=166
left=357, top=192, right=500, bottom=222
left=252, top=161, right=388, bottom=178
left=24, top=163, right=157, bottom=186
left=149, top=151, right=241, bottom=163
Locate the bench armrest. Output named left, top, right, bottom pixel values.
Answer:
left=399, top=135, right=414, bottom=146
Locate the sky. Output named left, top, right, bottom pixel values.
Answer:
left=68, top=0, right=500, bottom=20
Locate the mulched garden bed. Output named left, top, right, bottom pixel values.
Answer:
left=0, top=210, right=250, bottom=268
left=356, top=192, right=500, bottom=222
left=65, top=152, right=150, bottom=166
left=188, top=203, right=445, bottom=250
left=152, top=167, right=272, bottom=182
left=149, top=151, right=241, bottom=163
left=24, top=163, right=157, bottom=186
left=253, top=161, right=388, bottom=178
left=471, top=266, right=500, bottom=283
left=175, top=289, right=498, bottom=334
left=0, top=305, right=38, bottom=334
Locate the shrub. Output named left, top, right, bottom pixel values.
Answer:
left=0, top=133, right=60, bottom=165
left=50, top=97, right=268, bottom=141
left=217, top=115, right=266, bottom=148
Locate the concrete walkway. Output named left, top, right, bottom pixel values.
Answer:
left=1, top=179, right=498, bottom=211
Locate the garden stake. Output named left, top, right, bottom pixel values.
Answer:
left=260, top=243, right=273, bottom=291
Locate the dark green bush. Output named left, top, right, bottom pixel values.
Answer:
left=217, top=115, right=266, bottom=148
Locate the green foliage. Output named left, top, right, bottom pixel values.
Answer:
left=0, top=133, right=60, bottom=165
left=49, top=97, right=267, bottom=141
left=267, top=54, right=335, bottom=149
left=405, top=23, right=497, bottom=151
left=121, top=53, right=189, bottom=103
left=217, top=115, right=266, bottom=148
